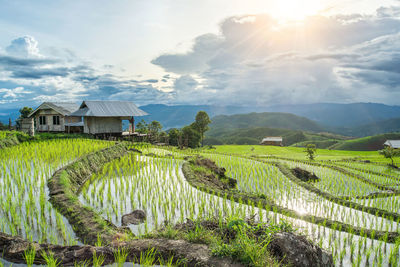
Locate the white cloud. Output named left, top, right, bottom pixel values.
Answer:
left=152, top=9, right=400, bottom=106
left=5, top=36, right=41, bottom=58
left=0, top=86, right=32, bottom=99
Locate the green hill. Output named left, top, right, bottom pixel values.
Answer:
left=329, top=133, right=400, bottom=151
left=205, top=112, right=350, bottom=147
left=208, top=112, right=325, bottom=133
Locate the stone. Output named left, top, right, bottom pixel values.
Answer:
left=291, top=167, right=320, bottom=182
left=121, top=210, right=147, bottom=226
left=268, top=232, right=333, bottom=267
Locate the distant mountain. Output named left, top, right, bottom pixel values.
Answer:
left=138, top=104, right=260, bottom=129
left=265, top=103, right=400, bottom=127
left=208, top=112, right=325, bottom=134
left=135, top=103, right=400, bottom=131
left=0, top=109, right=20, bottom=125
left=337, top=117, right=400, bottom=137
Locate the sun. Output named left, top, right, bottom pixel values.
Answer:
left=272, top=0, right=324, bottom=22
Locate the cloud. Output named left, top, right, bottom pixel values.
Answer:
left=5, top=36, right=41, bottom=58
left=0, top=36, right=166, bottom=108
left=0, top=86, right=32, bottom=99
left=152, top=9, right=400, bottom=106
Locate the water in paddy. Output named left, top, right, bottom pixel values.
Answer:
left=78, top=152, right=398, bottom=266
left=0, top=139, right=113, bottom=266
left=205, top=154, right=400, bottom=232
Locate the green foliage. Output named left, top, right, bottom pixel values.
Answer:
left=23, top=247, right=36, bottom=267
left=19, top=106, right=33, bottom=119
left=304, top=144, right=317, bottom=160
left=211, top=219, right=284, bottom=267
left=149, top=120, right=162, bottom=135
left=41, top=251, right=61, bottom=267
left=182, top=125, right=201, bottom=148
left=92, top=251, right=105, bottom=267
left=136, top=119, right=148, bottom=134
left=192, top=111, right=211, bottom=146
left=379, top=146, right=400, bottom=166
left=168, top=128, right=182, bottom=147
left=113, top=247, right=128, bottom=267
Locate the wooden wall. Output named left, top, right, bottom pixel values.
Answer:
left=33, top=109, right=65, bottom=132
left=20, top=117, right=34, bottom=136
left=83, top=117, right=122, bottom=134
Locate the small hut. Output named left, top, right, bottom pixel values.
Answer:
left=260, top=136, right=283, bottom=146
left=69, top=101, right=148, bottom=135
left=384, top=140, right=400, bottom=149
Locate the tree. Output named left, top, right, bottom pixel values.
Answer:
left=136, top=119, right=148, bottom=134
left=192, top=111, right=211, bottom=147
left=182, top=125, right=201, bottom=148
left=379, top=146, right=400, bottom=167
left=19, top=107, right=33, bottom=118
left=304, top=144, right=317, bottom=161
left=148, top=121, right=162, bottom=142
left=168, top=128, right=182, bottom=147
left=16, top=106, right=33, bottom=130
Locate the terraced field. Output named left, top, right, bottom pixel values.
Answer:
left=1, top=141, right=400, bottom=266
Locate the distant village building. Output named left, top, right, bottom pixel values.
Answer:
left=384, top=140, right=400, bottom=149
left=28, top=102, right=82, bottom=133
left=69, top=101, right=148, bottom=135
left=260, top=136, right=283, bottom=146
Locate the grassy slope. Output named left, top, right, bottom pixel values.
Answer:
left=330, top=133, right=400, bottom=151
left=205, top=126, right=348, bottom=147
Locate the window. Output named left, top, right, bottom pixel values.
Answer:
left=53, top=115, right=60, bottom=125
left=39, top=116, right=46, bottom=125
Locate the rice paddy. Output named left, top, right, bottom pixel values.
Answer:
left=0, top=139, right=113, bottom=246
left=1, top=141, right=400, bottom=266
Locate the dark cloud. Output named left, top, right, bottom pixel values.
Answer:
left=11, top=67, right=70, bottom=79
left=0, top=55, right=57, bottom=67
left=144, top=79, right=158, bottom=83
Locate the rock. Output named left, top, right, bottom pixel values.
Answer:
left=268, top=232, right=333, bottom=267
left=291, top=167, right=320, bottom=182
left=121, top=210, right=146, bottom=226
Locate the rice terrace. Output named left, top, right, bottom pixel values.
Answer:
left=0, top=125, right=400, bottom=266
left=2, top=1, right=400, bottom=266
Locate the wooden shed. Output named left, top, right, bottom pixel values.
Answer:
left=260, top=136, right=283, bottom=146
left=28, top=102, right=81, bottom=133
left=69, top=101, right=148, bottom=135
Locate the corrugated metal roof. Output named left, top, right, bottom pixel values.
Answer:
left=261, top=137, right=283, bottom=143
left=69, top=101, right=148, bottom=117
left=47, top=102, right=79, bottom=114
left=384, top=140, right=400, bottom=149
left=28, top=102, right=79, bottom=117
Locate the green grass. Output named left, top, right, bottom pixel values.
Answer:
left=205, top=145, right=400, bottom=164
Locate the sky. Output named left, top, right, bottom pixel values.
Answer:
left=0, top=0, right=400, bottom=109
